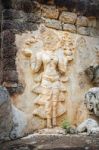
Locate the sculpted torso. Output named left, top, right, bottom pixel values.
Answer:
left=42, top=52, right=59, bottom=79
left=40, top=51, right=60, bottom=89
left=31, top=50, right=66, bottom=87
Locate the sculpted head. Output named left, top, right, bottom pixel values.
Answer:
left=39, top=25, right=60, bottom=51
left=85, top=91, right=95, bottom=111
left=85, top=88, right=99, bottom=116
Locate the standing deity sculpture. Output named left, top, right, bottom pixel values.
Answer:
left=22, top=26, right=73, bottom=128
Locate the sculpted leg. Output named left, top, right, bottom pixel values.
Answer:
left=52, top=89, right=59, bottom=127
left=52, top=101, right=57, bottom=127
left=45, top=101, right=52, bottom=128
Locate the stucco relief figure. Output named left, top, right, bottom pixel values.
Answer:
left=21, top=26, right=73, bottom=128
left=30, top=26, right=72, bottom=128
left=77, top=88, right=99, bottom=135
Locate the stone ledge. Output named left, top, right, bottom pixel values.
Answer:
left=1, top=134, right=99, bottom=150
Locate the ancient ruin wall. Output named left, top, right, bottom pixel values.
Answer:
left=1, top=0, right=99, bottom=134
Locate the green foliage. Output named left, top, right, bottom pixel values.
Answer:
left=61, top=120, right=71, bottom=133
left=62, top=120, right=71, bottom=129
left=61, top=120, right=77, bottom=134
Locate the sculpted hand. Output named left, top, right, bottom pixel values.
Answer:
left=22, top=49, right=33, bottom=57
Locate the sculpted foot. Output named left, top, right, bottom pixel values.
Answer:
left=47, top=118, right=52, bottom=128
left=52, top=117, right=57, bottom=127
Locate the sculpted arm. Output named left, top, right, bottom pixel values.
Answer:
left=31, top=52, right=42, bottom=73
left=58, top=57, right=67, bottom=74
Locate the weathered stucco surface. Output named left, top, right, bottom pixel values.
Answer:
left=12, top=26, right=99, bottom=131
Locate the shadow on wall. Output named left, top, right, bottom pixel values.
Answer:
left=1, top=0, right=99, bottom=16
left=40, top=0, right=99, bottom=17
left=1, top=0, right=40, bottom=13
left=1, top=0, right=12, bottom=9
